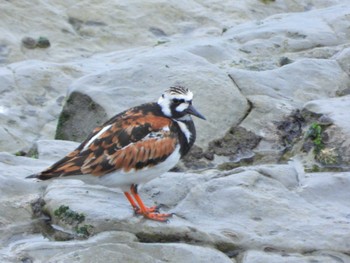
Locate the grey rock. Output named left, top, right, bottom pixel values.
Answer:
left=1, top=1, right=343, bottom=64
left=224, top=4, right=350, bottom=63
left=246, top=164, right=300, bottom=189
left=20, top=151, right=348, bottom=253
left=33, top=140, right=79, bottom=161
left=0, top=61, right=82, bottom=153
left=2, top=2, right=350, bottom=262
left=304, top=95, right=350, bottom=135
left=304, top=95, right=350, bottom=168
left=0, top=153, right=46, bottom=250
left=9, top=231, right=232, bottom=263
left=2, top=133, right=350, bottom=261
left=241, top=250, right=350, bottom=263
left=334, top=47, right=350, bottom=83
left=229, top=59, right=350, bottom=162
left=58, top=48, right=249, bottom=148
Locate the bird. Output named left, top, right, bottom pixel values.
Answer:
left=27, top=86, right=206, bottom=222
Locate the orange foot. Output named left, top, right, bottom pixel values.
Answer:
left=134, top=205, right=160, bottom=215
left=124, top=187, right=173, bottom=222
left=143, top=211, right=173, bottom=222
left=134, top=205, right=173, bottom=222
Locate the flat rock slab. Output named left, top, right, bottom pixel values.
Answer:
left=58, top=48, right=249, bottom=149
left=304, top=95, right=350, bottom=135
left=2, top=2, right=350, bottom=263
left=1, top=140, right=350, bottom=261
left=8, top=231, right=232, bottom=263
left=241, top=250, right=350, bottom=263
left=303, top=95, right=350, bottom=167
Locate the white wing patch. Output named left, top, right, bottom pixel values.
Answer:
left=82, top=124, right=112, bottom=152
left=140, top=126, right=170, bottom=141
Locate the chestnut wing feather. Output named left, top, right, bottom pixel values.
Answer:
left=81, top=134, right=177, bottom=175
left=31, top=112, right=177, bottom=179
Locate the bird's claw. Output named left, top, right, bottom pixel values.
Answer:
left=133, top=205, right=172, bottom=222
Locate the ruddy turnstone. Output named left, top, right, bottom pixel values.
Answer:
left=27, top=86, right=205, bottom=222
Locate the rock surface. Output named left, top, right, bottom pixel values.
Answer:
left=57, top=48, right=249, bottom=148
left=2, top=142, right=350, bottom=262
left=1, top=1, right=350, bottom=262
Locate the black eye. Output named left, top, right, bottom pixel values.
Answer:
left=172, top=98, right=184, bottom=104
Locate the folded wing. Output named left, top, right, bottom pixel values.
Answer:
left=30, top=111, right=177, bottom=180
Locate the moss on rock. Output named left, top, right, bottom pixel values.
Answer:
left=55, top=92, right=107, bottom=142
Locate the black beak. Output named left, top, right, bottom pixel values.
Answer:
left=186, top=104, right=206, bottom=120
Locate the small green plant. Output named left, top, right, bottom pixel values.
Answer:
left=306, top=123, right=324, bottom=154
left=260, top=0, right=275, bottom=3
left=74, top=224, right=94, bottom=237
left=54, top=205, right=85, bottom=224
left=53, top=205, right=93, bottom=237
left=154, top=40, right=168, bottom=46
left=14, top=151, right=25, bottom=156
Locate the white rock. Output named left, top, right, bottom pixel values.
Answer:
left=2, top=2, right=350, bottom=262
left=1, top=1, right=344, bottom=64
left=2, top=141, right=350, bottom=260
left=34, top=139, right=79, bottom=161
left=64, top=48, right=249, bottom=148
left=229, top=59, right=350, bottom=160
left=245, top=164, right=300, bottom=189
left=298, top=172, right=350, bottom=218
left=0, top=61, right=82, bottom=153
left=230, top=59, right=349, bottom=107
left=0, top=153, right=45, bottom=251
left=304, top=95, right=350, bottom=135
left=334, top=47, right=350, bottom=76
left=29, top=162, right=350, bottom=253
left=225, top=4, right=350, bottom=57
left=241, top=250, right=350, bottom=263
left=304, top=95, right=350, bottom=166
left=10, top=231, right=232, bottom=263
left=173, top=169, right=350, bottom=252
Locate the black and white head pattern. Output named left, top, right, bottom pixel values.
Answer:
left=157, top=86, right=194, bottom=120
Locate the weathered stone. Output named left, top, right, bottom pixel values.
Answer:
left=9, top=231, right=232, bottom=263
left=241, top=250, right=350, bottom=263
left=55, top=92, right=107, bottom=142
left=0, top=61, right=82, bottom=153
left=303, top=95, right=350, bottom=169
left=2, top=2, right=350, bottom=262
left=59, top=48, right=248, bottom=148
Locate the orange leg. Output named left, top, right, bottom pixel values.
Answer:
left=124, top=184, right=172, bottom=222
left=124, top=192, right=159, bottom=214
left=124, top=192, right=140, bottom=212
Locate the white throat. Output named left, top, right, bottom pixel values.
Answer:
left=175, top=119, right=191, bottom=143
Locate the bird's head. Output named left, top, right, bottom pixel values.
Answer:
left=158, top=86, right=206, bottom=120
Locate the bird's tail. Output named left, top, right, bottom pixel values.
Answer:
left=26, top=171, right=60, bottom=180
left=26, top=173, right=40, bottom=179
left=25, top=149, right=86, bottom=180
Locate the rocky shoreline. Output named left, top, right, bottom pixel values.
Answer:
left=1, top=1, right=350, bottom=262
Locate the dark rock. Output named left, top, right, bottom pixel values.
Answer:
left=180, top=145, right=212, bottom=170
left=149, top=27, right=167, bottom=37
left=207, top=126, right=261, bottom=158
left=278, top=56, right=293, bottom=66
left=36, top=37, right=50, bottom=48
left=21, top=37, right=37, bottom=49
left=276, top=110, right=305, bottom=151
left=55, top=92, right=107, bottom=142
left=68, top=17, right=84, bottom=31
